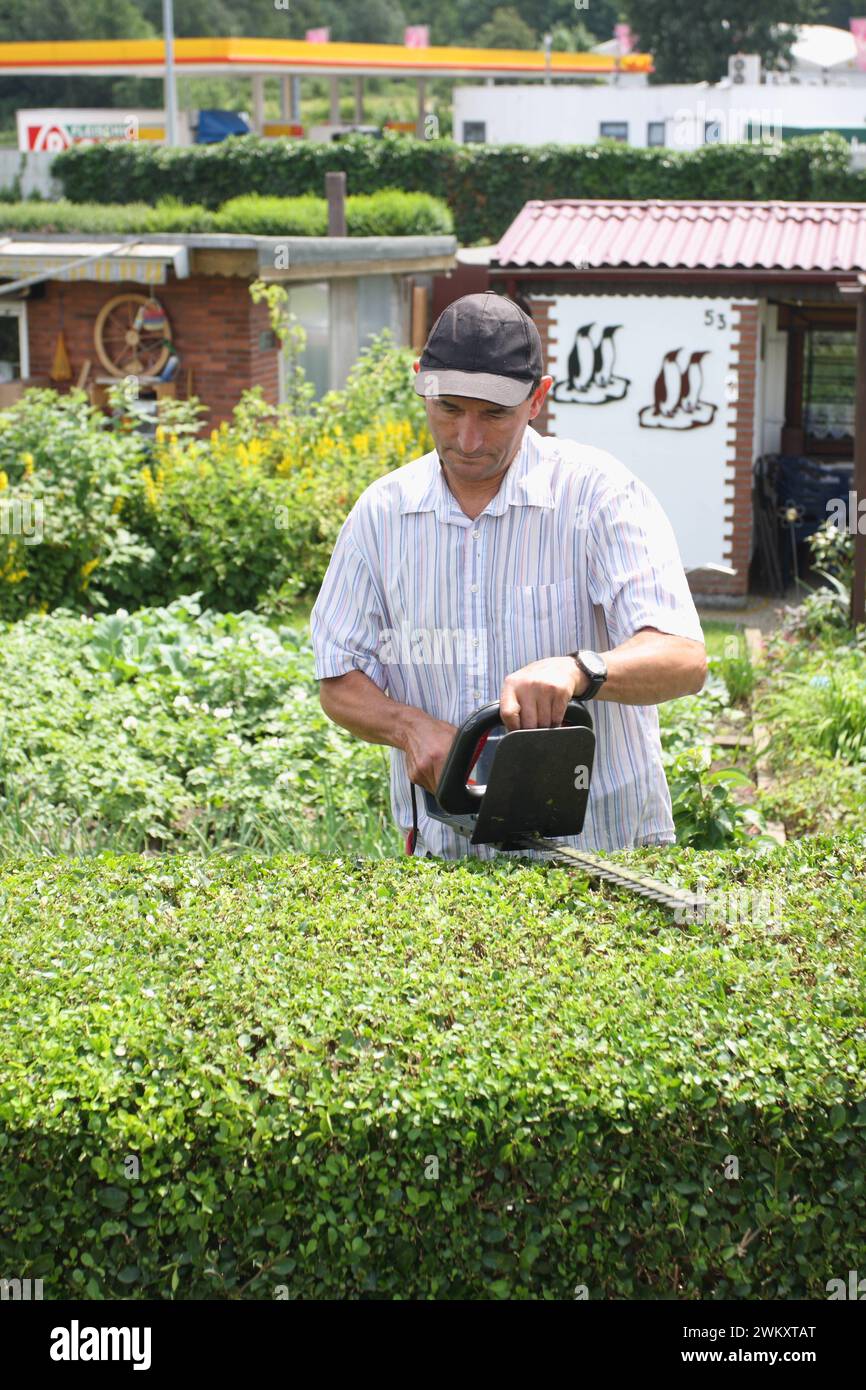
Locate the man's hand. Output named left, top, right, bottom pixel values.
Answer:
left=399, top=710, right=460, bottom=794
left=499, top=656, right=586, bottom=732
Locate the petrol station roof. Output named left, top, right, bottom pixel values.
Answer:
left=0, top=37, right=653, bottom=81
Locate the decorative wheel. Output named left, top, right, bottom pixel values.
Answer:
left=93, top=294, right=172, bottom=377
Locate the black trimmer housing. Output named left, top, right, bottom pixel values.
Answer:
left=422, top=698, right=595, bottom=848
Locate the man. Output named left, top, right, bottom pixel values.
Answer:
left=310, top=293, right=707, bottom=860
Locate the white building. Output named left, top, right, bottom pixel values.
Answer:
left=454, top=29, right=866, bottom=150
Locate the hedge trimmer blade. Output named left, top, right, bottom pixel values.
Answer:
left=510, top=836, right=708, bottom=920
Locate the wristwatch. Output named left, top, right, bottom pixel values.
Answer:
left=570, top=648, right=608, bottom=700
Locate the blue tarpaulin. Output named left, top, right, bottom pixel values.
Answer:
left=195, top=110, right=251, bottom=144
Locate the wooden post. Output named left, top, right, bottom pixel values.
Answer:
left=852, top=287, right=866, bottom=626
left=330, top=76, right=341, bottom=125
left=411, top=285, right=429, bottom=352
left=326, top=171, right=347, bottom=237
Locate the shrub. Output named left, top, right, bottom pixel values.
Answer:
left=0, top=389, right=156, bottom=621
left=52, top=131, right=866, bottom=245
left=0, top=198, right=216, bottom=235
left=0, top=333, right=431, bottom=618
left=0, top=190, right=453, bottom=239
left=1, top=837, right=864, bottom=1298
left=123, top=332, right=431, bottom=612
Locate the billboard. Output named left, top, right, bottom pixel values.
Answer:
left=16, top=109, right=174, bottom=151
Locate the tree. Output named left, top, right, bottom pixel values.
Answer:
left=621, top=0, right=825, bottom=83
left=471, top=6, right=538, bottom=49
left=550, top=22, right=602, bottom=52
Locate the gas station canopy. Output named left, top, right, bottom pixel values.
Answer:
left=0, top=37, right=652, bottom=81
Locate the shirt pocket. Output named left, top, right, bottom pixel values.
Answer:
left=498, top=578, right=580, bottom=674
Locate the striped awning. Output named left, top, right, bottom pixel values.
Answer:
left=0, top=240, right=189, bottom=285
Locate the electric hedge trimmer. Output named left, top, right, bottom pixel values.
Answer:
left=412, top=698, right=708, bottom=920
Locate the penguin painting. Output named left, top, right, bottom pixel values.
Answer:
left=567, top=323, right=597, bottom=391
left=678, top=350, right=709, bottom=413
left=639, top=344, right=717, bottom=430
left=552, top=320, right=630, bottom=405
left=653, top=349, right=682, bottom=417
left=593, top=325, right=621, bottom=388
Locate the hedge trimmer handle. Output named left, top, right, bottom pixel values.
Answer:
left=433, top=698, right=594, bottom=816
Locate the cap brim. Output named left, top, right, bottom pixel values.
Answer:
left=413, top=369, right=534, bottom=406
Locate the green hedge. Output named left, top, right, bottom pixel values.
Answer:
left=0, top=835, right=864, bottom=1298
left=0, top=189, right=452, bottom=238
left=51, top=131, right=866, bottom=244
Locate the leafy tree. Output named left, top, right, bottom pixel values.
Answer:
left=550, top=21, right=602, bottom=52
left=471, top=6, right=538, bottom=48
left=621, top=0, right=826, bottom=83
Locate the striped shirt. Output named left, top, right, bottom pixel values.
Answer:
left=310, top=425, right=705, bottom=859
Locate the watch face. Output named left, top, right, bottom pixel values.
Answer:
left=580, top=650, right=606, bottom=679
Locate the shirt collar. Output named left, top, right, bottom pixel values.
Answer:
left=398, top=427, right=555, bottom=520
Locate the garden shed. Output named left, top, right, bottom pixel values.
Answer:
left=0, top=230, right=456, bottom=424
left=433, top=200, right=866, bottom=603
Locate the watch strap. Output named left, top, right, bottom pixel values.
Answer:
left=571, top=650, right=607, bottom=700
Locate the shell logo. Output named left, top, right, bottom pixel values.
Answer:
left=28, top=123, right=74, bottom=152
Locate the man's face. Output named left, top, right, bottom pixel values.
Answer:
left=413, top=363, right=553, bottom=488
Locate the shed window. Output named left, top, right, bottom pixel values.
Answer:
left=284, top=281, right=329, bottom=400
left=803, top=328, right=856, bottom=450
left=600, top=122, right=628, bottom=142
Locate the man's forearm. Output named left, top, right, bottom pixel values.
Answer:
left=318, top=668, right=416, bottom=750
left=586, top=628, right=707, bottom=705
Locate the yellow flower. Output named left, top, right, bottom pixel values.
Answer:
left=21, top=452, right=34, bottom=478
left=0, top=471, right=7, bottom=492
left=112, top=496, right=124, bottom=515
left=141, top=466, right=159, bottom=509
left=80, top=556, right=100, bottom=580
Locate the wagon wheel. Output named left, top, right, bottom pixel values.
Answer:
left=93, top=294, right=172, bottom=378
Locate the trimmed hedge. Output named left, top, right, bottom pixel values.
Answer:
left=0, top=189, right=453, bottom=238
left=1, top=835, right=864, bottom=1299
left=51, top=131, right=866, bottom=244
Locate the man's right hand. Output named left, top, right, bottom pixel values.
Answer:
left=399, top=711, right=459, bottom=795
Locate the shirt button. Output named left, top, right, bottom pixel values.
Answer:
left=469, top=583, right=479, bottom=593
left=472, top=636, right=480, bottom=645
left=472, top=529, right=481, bottom=539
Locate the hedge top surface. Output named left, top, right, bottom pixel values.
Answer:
left=2, top=835, right=865, bottom=1137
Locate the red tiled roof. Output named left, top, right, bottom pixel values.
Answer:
left=494, top=200, right=866, bottom=273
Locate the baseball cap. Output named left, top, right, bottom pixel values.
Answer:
left=413, top=291, right=544, bottom=407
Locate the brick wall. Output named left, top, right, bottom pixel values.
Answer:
left=26, top=275, right=279, bottom=428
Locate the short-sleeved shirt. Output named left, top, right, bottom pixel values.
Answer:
left=310, top=425, right=704, bottom=859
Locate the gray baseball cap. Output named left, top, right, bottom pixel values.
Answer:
left=413, top=291, right=544, bottom=406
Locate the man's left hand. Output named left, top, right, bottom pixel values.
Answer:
left=499, top=657, right=588, bottom=732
